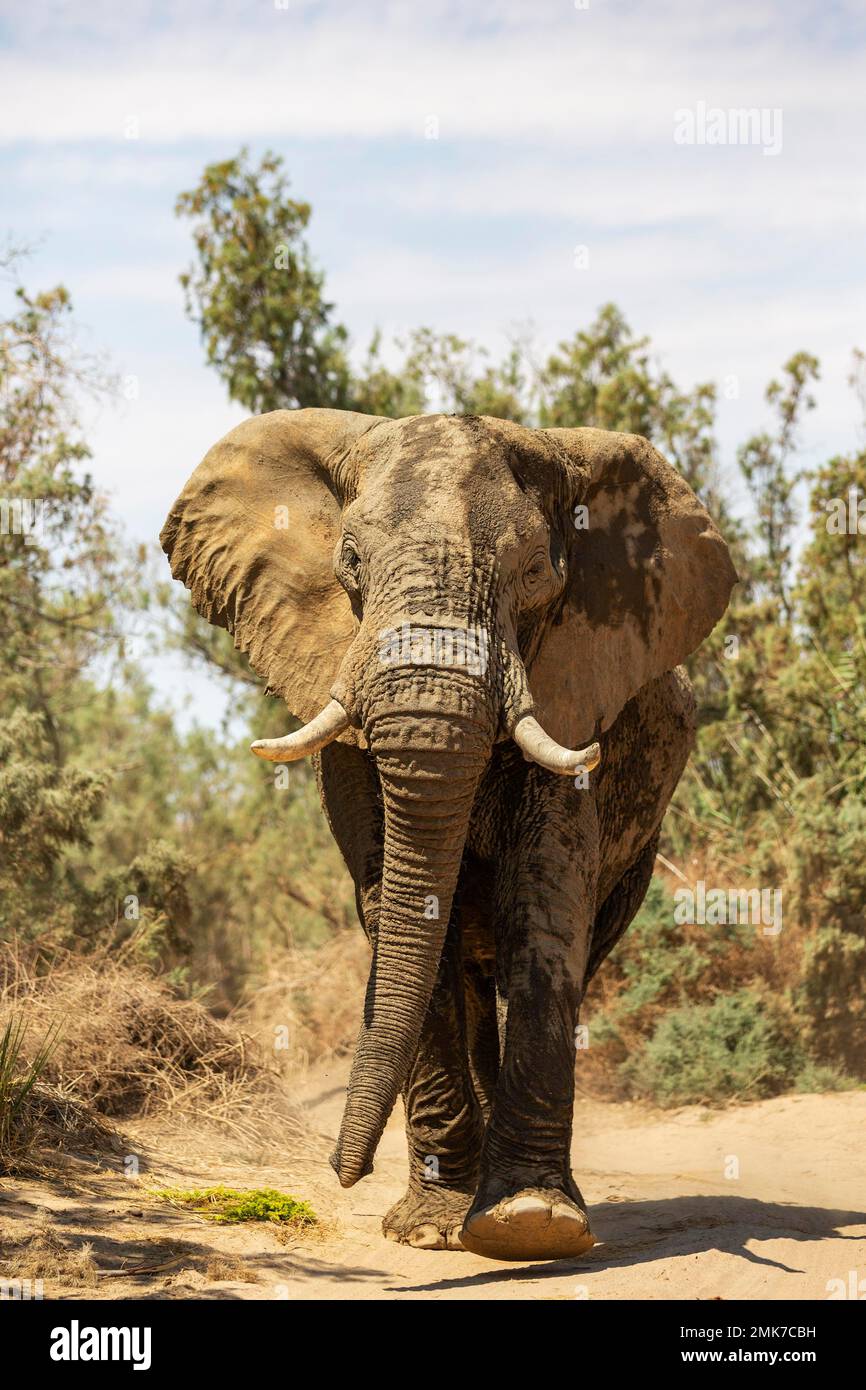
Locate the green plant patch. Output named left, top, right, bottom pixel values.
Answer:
left=153, top=1185, right=316, bottom=1226
left=622, top=988, right=806, bottom=1106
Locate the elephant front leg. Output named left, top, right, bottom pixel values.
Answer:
left=461, top=781, right=598, bottom=1261
left=383, top=926, right=485, bottom=1250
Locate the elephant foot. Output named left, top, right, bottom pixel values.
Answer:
left=460, top=1187, right=595, bottom=1262
left=383, top=1184, right=472, bottom=1250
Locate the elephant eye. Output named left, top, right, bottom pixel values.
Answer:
left=524, top=553, right=547, bottom=587
left=340, top=540, right=362, bottom=585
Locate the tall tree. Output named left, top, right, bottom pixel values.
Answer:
left=0, top=270, right=123, bottom=744
left=737, top=351, right=820, bottom=618
left=176, top=149, right=354, bottom=414
left=0, top=259, right=193, bottom=949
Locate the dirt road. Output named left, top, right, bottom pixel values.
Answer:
left=3, top=1064, right=864, bottom=1300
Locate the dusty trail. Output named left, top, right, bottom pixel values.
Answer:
left=3, top=1064, right=864, bottom=1301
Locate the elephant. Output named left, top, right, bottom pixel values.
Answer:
left=161, top=408, right=736, bottom=1262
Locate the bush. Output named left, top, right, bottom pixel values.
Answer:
left=0, top=944, right=312, bottom=1158
left=623, top=988, right=805, bottom=1106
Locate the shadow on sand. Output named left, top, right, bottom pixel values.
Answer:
left=385, top=1194, right=866, bottom=1294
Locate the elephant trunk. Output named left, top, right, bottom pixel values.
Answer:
left=330, top=699, right=490, bottom=1188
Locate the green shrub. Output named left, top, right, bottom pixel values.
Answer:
left=623, top=988, right=804, bottom=1105
left=154, top=1185, right=316, bottom=1227
left=797, top=927, right=866, bottom=1072
left=793, top=1060, right=859, bottom=1094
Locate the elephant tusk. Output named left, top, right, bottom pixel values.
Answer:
left=512, top=714, right=601, bottom=777
left=250, top=699, right=351, bottom=762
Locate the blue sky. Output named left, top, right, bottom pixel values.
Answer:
left=2, top=0, right=865, bottom=727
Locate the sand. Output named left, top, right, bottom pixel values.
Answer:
left=2, top=1063, right=863, bottom=1301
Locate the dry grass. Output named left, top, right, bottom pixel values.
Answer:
left=204, top=1255, right=259, bottom=1283
left=0, top=1209, right=98, bottom=1288
left=0, top=941, right=314, bottom=1169
left=0, top=1080, right=123, bottom=1176
left=237, top=931, right=369, bottom=1074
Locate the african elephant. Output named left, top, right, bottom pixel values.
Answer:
left=161, top=409, right=735, bottom=1261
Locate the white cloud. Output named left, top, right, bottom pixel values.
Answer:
left=71, top=262, right=185, bottom=306
left=389, top=152, right=866, bottom=238
left=11, top=150, right=193, bottom=188
left=2, top=1, right=865, bottom=146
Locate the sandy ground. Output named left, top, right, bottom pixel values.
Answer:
left=2, top=1063, right=865, bottom=1301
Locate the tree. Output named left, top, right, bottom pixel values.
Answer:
left=176, top=149, right=353, bottom=413
left=0, top=275, right=124, bottom=742
left=537, top=303, right=731, bottom=512
left=737, top=351, right=820, bottom=618
left=0, top=259, right=193, bottom=952
left=795, top=351, right=866, bottom=651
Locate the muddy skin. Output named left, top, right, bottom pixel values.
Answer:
left=318, top=668, right=693, bottom=1258
left=161, top=409, right=735, bottom=1263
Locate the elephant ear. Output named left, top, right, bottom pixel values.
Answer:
left=528, top=427, right=737, bottom=748
left=160, top=408, right=384, bottom=724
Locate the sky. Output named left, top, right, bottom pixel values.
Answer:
left=2, top=0, right=864, bottom=728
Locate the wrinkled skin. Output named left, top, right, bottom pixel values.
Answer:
left=161, top=410, right=735, bottom=1262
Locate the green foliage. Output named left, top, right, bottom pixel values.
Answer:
left=385, top=327, right=532, bottom=421
left=0, top=709, right=106, bottom=881
left=660, top=397, right=866, bottom=1090
left=0, top=284, right=165, bottom=955
left=624, top=990, right=805, bottom=1105
left=0, top=278, right=128, bottom=722
left=737, top=351, right=820, bottom=616
left=176, top=149, right=353, bottom=412
left=538, top=304, right=711, bottom=482
left=348, top=329, right=428, bottom=418
left=593, top=878, right=714, bottom=1028
left=796, top=449, right=866, bottom=649
left=154, top=1184, right=316, bottom=1226
left=798, top=927, right=866, bottom=1072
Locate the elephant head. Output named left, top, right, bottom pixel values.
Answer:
left=160, top=409, right=736, bottom=1186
